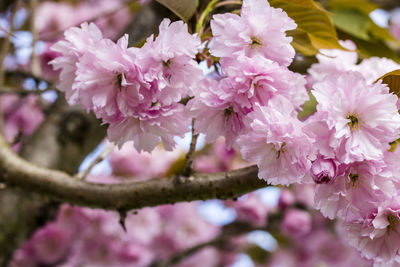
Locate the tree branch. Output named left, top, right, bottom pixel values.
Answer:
left=155, top=222, right=265, bottom=267
left=0, top=133, right=266, bottom=211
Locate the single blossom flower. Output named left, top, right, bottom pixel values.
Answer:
left=281, top=208, right=312, bottom=237
left=210, top=0, right=296, bottom=66
left=309, top=71, right=400, bottom=164
left=237, top=96, right=314, bottom=185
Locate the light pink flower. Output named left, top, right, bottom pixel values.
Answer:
left=1, top=95, right=44, bottom=143
left=136, top=18, right=203, bottom=104
left=358, top=57, right=400, bottom=84
left=107, top=103, right=190, bottom=152
left=50, top=22, right=103, bottom=105
left=308, top=40, right=400, bottom=86
left=75, top=35, right=139, bottom=122
left=390, top=10, right=400, bottom=40
left=237, top=96, right=314, bottom=185
left=342, top=199, right=400, bottom=262
left=27, top=223, right=72, bottom=265
left=310, top=157, right=338, bottom=184
left=210, top=0, right=296, bottom=66
left=307, top=40, right=358, bottom=86
left=36, top=0, right=131, bottom=40
left=109, top=141, right=182, bottom=179
left=314, top=161, right=396, bottom=220
left=190, top=78, right=251, bottom=148
left=222, top=55, right=308, bottom=110
left=310, top=71, right=400, bottom=164
left=154, top=203, right=219, bottom=254
left=281, top=208, right=312, bottom=237
left=224, top=193, right=268, bottom=226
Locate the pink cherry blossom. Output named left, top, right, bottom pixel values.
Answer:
left=50, top=22, right=103, bottom=105
left=107, top=103, right=191, bottom=152
left=314, top=161, right=396, bottom=220
left=189, top=78, right=251, bottom=148
left=281, top=208, right=312, bottom=237
left=310, top=157, right=338, bottom=184
left=310, top=71, right=400, bottom=164
left=74, top=35, right=139, bottom=122
left=307, top=40, right=358, bottom=86
left=237, top=96, right=314, bottom=185
left=210, top=0, right=296, bottom=66
left=136, top=18, right=203, bottom=105
left=224, top=193, right=268, bottom=226
left=308, top=40, right=400, bottom=86
left=342, top=199, right=400, bottom=262
left=109, top=141, right=182, bottom=179
left=222, top=55, right=308, bottom=110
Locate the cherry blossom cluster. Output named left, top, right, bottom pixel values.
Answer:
left=50, top=0, right=400, bottom=264
left=305, top=40, right=400, bottom=265
left=51, top=19, right=203, bottom=152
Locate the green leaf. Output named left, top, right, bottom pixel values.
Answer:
left=375, top=69, right=400, bottom=97
left=327, top=0, right=378, bottom=15
left=155, top=0, right=198, bottom=22
left=287, top=29, right=319, bottom=56
left=343, top=32, right=400, bottom=62
left=298, top=91, right=317, bottom=120
left=245, top=244, right=270, bottom=264
left=368, top=23, right=400, bottom=48
left=331, top=9, right=371, bottom=41
left=165, top=153, right=187, bottom=177
left=270, top=0, right=345, bottom=52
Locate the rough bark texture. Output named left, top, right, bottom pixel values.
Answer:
left=0, top=2, right=170, bottom=264
left=0, top=97, right=106, bottom=266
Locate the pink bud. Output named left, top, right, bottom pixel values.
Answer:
left=311, top=157, right=337, bottom=184
left=281, top=209, right=311, bottom=237
left=278, top=189, right=295, bottom=209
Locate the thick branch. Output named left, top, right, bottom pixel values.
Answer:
left=0, top=134, right=266, bottom=211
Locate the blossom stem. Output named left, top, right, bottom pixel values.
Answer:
left=155, top=222, right=266, bottom=267
left=75, top=143, right=115, bottom=180
left=195, top=0, right=219, bottom=35
left=29, top=0, right=41, bottom=78
left=182, top=118, right=199, bottom=177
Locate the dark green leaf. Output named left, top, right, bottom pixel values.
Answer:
left=155, top=0, right=199, bottom=22
left=331, top=9, right=371, bottom=41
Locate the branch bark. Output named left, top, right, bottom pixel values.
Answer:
left=0, top=96, right=107, bottom=266
left=0, top=132, right=266, bottom=211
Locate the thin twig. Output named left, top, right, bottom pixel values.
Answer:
left=0, top=1, right=20, bottom=86
left=5, top=70, right=53, bottom=86
left=182, top=118, right=199, bottom=177
left=0, top=86, right=54, bottom=95
left=214, top=0, right=242, bottom=8
left=29, top=0, right=41, bottom=77
left=155, top=223, right=266, bottom=267
left=0, top=0, right=21, bottom=131
left=75, top=144, right=115, bottom=180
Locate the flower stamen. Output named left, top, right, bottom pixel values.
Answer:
left=347, top=114, right=360, bottom=130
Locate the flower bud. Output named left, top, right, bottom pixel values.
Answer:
left=311, top=157, right=337, bottom=184
left=281, top=209, right=311, bottom=237
left=278, top=189, right=295, bottom=209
